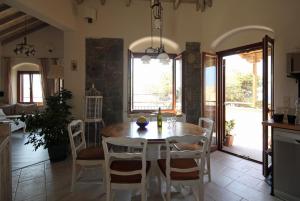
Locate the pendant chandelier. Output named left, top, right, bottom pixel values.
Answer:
left=141, top=0, right=169, bottom=64
left=14, top=17, right=36, bottom=56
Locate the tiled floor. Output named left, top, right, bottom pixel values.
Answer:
left=11, top=131, right=49, bottom=170
left=12, top=151, right=282, bottom=201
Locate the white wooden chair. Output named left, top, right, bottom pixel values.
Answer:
left=157, top=135, right=208, bottom=201
left=102, top=137, right=150, bottom=201
left=198, top=118, right=214, bottom=182
left=174, top=118, right=214, bottom=182
left=67, top=119, right=105, bottom=192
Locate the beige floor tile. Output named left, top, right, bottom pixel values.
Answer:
left=220, top=167, right=244, bottom=180
left=15, top=177, right=45, bottom=201
left=235, top=175, right=262, bottom=189
left=245, top=168, right=265, bottom=180
left=205, top=182, right=242, bottom=201
left=10, top=151, right=281, bottom=201
left=226, top=181, right=275, bottom=201
left=211, top=174, right=234, bottom=188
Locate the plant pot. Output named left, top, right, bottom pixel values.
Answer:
left=224, top=135, right=234, bottom=146
left=48, top=144, right=68, bottom=162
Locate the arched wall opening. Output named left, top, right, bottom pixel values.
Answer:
left=210, top=25, right=275, bottom=51
left=11, top=62, right=40, bottom=103
left=129, top=36, right=181, bottom=54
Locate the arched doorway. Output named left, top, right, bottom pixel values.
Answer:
left=204, top=27, right=274, bottom=172
left=128, top=37, right=182, bottom=114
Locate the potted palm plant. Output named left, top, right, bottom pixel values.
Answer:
left=20, top=89, right=72, bottom=162
left=224, top=119, right=235, bottom=146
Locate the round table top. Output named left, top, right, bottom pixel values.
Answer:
left=101, top=121, right=204, bottom=144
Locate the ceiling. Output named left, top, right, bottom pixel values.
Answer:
left=0, top=3, right=49, bottom=46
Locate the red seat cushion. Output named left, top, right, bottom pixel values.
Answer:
left=157, top=158, right=199, bottom=180
left=77, top=147, right=105, bottom=160
left=110, top=160, right=151, bottom=183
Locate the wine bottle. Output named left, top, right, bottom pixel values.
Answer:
left=157, top=107, right=162, bottom=127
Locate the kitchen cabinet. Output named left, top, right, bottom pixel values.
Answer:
left=262, top=120, right=300, bottom=201
left=0, top=123, right=12, bottom=201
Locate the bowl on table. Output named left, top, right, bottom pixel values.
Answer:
left=136, top=121, right=149, bottom=129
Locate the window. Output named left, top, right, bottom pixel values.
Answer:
left=129, top=53, right=182, bottom=113
left=18, top=71, right=43, bottom=103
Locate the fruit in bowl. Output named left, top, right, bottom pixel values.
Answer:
left=136, top=116, right=149, bottom=128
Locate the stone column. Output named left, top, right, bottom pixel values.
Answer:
left=86, top=38, right=124, bottom=125
left=182, top=42, right=202, bottom=124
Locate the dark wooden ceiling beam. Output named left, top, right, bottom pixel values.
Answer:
left=0, top=4, right=10, bottom=13
left=0, top=17, right=38, bottom=38
left=0, top=12, right=25, bottom=26
left=1, top=22, right=48, bottom=45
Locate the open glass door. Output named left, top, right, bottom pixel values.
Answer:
left=202, top=52, right=218, bottom=150
left=262, top=35, right=274, bottom=177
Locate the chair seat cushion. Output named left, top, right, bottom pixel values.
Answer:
left=77, top=147, right=105, bottom=160
left=174, top=143, right=203, bottom=151
left=157, top=158, right=199, bottom=180
left=110, top=160, right=151, bottom=183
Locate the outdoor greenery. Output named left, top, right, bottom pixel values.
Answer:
left=20, top=89, right=72, bottom=151
left=225, top=119, right=235, bottom=136
left=147, top=73, right=172, bottom=106
left=226, top=73, right=261, bottom=107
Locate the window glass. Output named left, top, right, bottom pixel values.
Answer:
left=32, top=74, right=43, bottom=103
left=176, top=59, right=182, bottom=113
left=132, top=58, right=173, bottom=110
left=19, top=72, right=43, bottom=103
left=22, top=74, right=30, bottom=102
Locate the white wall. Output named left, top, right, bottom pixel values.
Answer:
left=0, top=26, right=64, bottom=102
left=2, top=26, right=64, bottom=58
left=64, top=0, right=204, bottom=119
left=199, top=0, right=300, bottom=108
left=62, top=0, right=300, bottom=119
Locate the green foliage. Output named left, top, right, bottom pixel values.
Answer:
left=225, top=119, right=235, bottom=136
left=19, top=89, right=72, bottom=151
left=226, top=73, right=261, bottom=105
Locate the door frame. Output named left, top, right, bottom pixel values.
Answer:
left=262, top=35, right=275, bottom=177
left=216, top=42, right=267, bottom=163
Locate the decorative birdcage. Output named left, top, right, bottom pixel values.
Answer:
left=84, top=84, right=105, bottom=146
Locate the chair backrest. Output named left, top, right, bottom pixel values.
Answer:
left=165, top=135, right=208, bottom=179
left=68, top=120, right=87, bottom=160
left=198, top=117, right=214, bottom=148
left=102, top=137, right=148, bottom=183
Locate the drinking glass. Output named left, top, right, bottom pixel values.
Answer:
left=167, top=117, right=171, bottom=128
left=171, top=116, right=176, bottom=126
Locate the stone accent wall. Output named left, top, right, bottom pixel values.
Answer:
left=86, top=38, right=123, bottom=125
left=182, top=42, right=202, bottom=124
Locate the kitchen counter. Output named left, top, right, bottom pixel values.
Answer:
left=262, top=119, right=300, bottom=132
